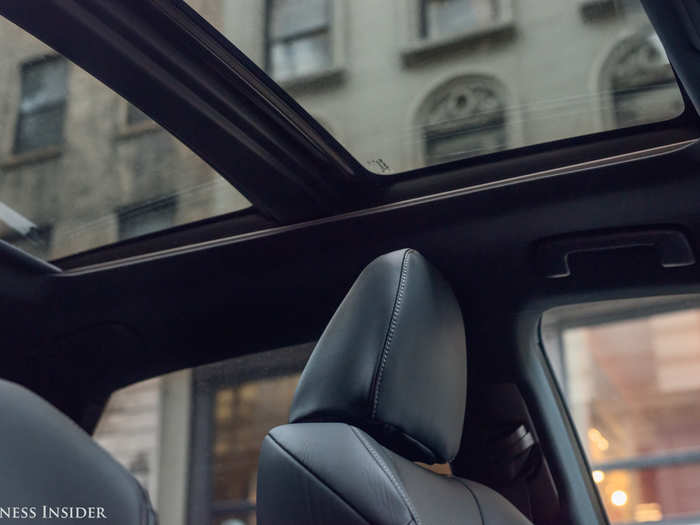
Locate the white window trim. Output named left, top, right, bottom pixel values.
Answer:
left=400, top=0, right=515, bottom=66
left=271, top=0, right=347, bottom=90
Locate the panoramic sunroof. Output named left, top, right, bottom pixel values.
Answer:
left=197, top=0, right=684, bottom=174
left=0, top=17, right=250, bottom=261
left=0, top=1, right=686, bottom=263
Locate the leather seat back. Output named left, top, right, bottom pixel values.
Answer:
left=257, top=249, right=533, bottom=524
left=0, top=379, right=157, bottom=524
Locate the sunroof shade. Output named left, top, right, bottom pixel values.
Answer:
left=197, top=0, right=684, bottom=174
left=0, top=17, right=250, bottom=261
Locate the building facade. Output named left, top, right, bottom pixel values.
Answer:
left=0, top=1, right=695, bottom=525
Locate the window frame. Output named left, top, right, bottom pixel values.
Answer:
left=263, top=0, right=346, bottom=88
left=401, top=0, right=515, bottom=65
left=186, top=343, right=313, bottom=525
left=517, top=320, right=607, bottom=524
left=419, top=0, right=500, bottom=40
left=540, top=295, right=700, bottom=524
left=116, top=196, right=178, bottom=242
left=6, top=0, right=699, bottom=272
left=12, top=53, right=68, bottom=156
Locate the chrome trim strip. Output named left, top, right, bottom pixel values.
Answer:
left=63, top=138, right=698, bottom=276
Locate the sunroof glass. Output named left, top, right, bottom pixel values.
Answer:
left=0, top=17, right=250, bottom=261
left=198, top=0, right=684, bottom=174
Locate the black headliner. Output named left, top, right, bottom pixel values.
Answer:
left=2, top=138, right=700, bottom=427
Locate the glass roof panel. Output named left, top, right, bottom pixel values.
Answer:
left=196, top=0, right=684, bottom=174
left=0, top=17, right=250, bottom=261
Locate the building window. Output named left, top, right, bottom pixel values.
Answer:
left=602, top=31, right=684, bottom=129
left=14, top=55, right=68, bottom=154
left=266, top=0, right=332, bottom=81
left=418, top=76, right=507, bottom=166
left=117, top=196, right=177, bottom=241
left=421, top=0, right=500, bottom=39
left=187, top=344, right=313, bottom=525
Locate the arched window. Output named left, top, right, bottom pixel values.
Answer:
left=417, top=75, right=507, bottom=166
left=602, top=30, right=684, bottom=128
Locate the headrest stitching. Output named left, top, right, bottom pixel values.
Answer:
left=371, top=249, right=412, bottom=419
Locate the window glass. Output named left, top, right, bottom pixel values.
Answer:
left=542, top=297, right=700, bottom=524
left=14, top=55, right=67, bottom=154
left=93, top=345, right=312, bottom=525
left=117, top=197, right=177, bottom=241
left=94, top=342, right=453, bottom=524
left=211, top=375, right=299, bottom=522
left=267, top=0, right=331, bottom=81
left=0, top=18, right=250, bottom=262
left=199, top=0, right=684, bottom=174
left=422, top=0, right=499, bottom=39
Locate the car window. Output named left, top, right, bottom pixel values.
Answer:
left=92, top=344, right=310, bottom=525
left=93, top=341, right=453, bottom=525
left=0, top=17, right=250, bottom=262
left=542, top=296, right=700, bottom=524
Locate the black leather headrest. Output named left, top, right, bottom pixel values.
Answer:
left=0, top=380, right=157, bottom=524
left=289, top=249, right=466, bottom=464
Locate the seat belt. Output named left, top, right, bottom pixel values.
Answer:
left=486, top=424, right=538, bottom=520
left=451, top=384, right=561, bottom=524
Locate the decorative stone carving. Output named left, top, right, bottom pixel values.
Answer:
left=602, top=31, right=683, bottom=128
left=418, top=76, right=507, bottom=164
left=423, top=79, right=505, bottom=131
left=610, top=33, right=674, bottom=90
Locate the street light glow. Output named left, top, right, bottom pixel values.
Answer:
left=611, top=490, right=628, bottom=507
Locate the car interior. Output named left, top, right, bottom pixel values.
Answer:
left=1, top=0, right=700, bottom=524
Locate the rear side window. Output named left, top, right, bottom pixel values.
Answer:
left=93, top=344, right=311, bottom=525
left=93, top=342, right=454, bottom=525
left=542, top=297, right=700, bottom=524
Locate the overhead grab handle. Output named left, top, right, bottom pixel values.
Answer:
left=536, top=228, right=696, bottom=278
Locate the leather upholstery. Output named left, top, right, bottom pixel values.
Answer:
left=258, top=249, right=533, bottom=524
left=289, top=249, right=466, bottom=463
left=259, top=423, right=532, bottom=525
left=0, top=380, right=157, bottom=524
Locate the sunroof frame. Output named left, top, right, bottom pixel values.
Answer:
left=2, top=0, right=699, bottom=270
